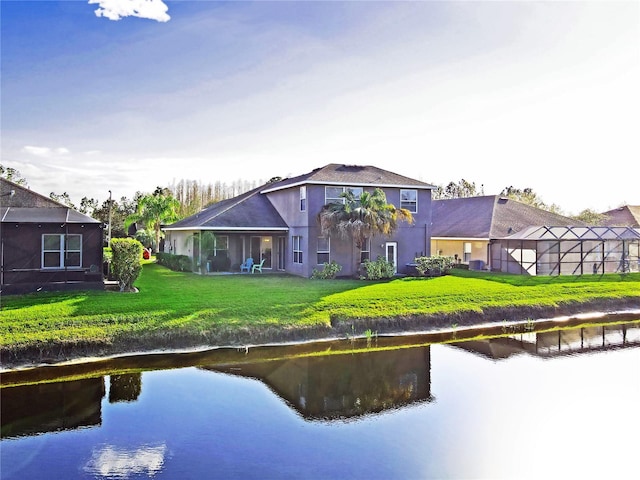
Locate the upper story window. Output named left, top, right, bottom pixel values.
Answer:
left=325, top=186, right=363, bottom=205
left=300, top=186, right=306, bottom=211
left=400, top=189, right=418, bottom=213
left=42, top=234, right=82, bottom=269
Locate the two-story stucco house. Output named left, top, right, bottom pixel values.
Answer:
left=162, top=164, right=435, bottom=277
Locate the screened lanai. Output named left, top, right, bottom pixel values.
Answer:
left=490, top=226, right=640, bottom=276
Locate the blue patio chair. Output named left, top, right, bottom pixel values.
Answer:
left=251, top=258, right=265, bottom=274
left=240, top=257, right=254, bottom=273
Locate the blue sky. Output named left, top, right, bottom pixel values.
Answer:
left=2, top=0, right=639, bottom=215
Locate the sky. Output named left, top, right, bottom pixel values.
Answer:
left=1, top=0, right=639, bottom=215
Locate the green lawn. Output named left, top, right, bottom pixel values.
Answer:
left=1, top=262, right=639, bottom=350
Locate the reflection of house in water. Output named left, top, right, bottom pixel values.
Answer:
left=1, top=377, right=105, bottom=438
left=451, top=322, right=640, bottom=360
left=1, top=374, right=144, bottom=439
left=204, top=347, right=433, bottom=421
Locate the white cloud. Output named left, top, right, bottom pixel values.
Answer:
left=22, top=146, right=70, bottom=158
left=89, top=0, right=170, bottom=23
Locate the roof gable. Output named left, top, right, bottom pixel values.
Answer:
left=601, top=205, right=640, bottom=227
left=1, top=177, right=65, bottom=208
left=261, top=164, right=435, bottom=193
left=0, top=178, right=100, bottom=224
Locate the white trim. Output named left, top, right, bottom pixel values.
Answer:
left=163, top=227, right=288, bottom=232
left=431, top=237, right=490, bottom=241
left=385, top=241, right=398, bottom=274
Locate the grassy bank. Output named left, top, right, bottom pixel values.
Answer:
left=1, top=262, right=639, bottom=366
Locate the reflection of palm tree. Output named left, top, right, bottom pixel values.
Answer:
left=318, top=188, right=413, bottom=255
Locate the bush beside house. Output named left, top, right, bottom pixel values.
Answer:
left=111, top=238, right=143, bottom=292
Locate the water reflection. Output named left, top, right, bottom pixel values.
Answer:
left=204, top=347, right=433, bottom=420
left=451, top=322, right=640, bottom=360
left=1, top=376, right=104, bottom=438
left=1, top=319, right=639, bottom=440
left=1, top=318, right=639, bottom=479
left=108, top=373, right=142, bottom=403
left=83, top=444, right=167, bottom=478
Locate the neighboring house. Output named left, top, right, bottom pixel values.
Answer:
left=430, top=196, right=583, bottom=270
left=162, top=164, right=434, bottom=277
left=1, top=178, right=104, bottom=294
left=601, top=205, right=640, bottom=227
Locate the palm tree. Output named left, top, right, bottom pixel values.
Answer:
left=125, top=189, right=180, bottom=252
left=318, top=187, right=414, bottom=256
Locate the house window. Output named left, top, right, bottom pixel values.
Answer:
left=300, top=186, right=306, bottom=211
left=42, top=234, right=82, bottom=269
left=214, top=236, right=228, bottom=257
left=317, top=237, right=330, bottom=264
left=293, top=236, right=303, bottom=264
left=464, top=242, right=472, bottom=263
left=325, top=186, right=363, bottom=205
left=400, top=189, right=417, bottom=213
left=360, top=237, right=371, bottom=263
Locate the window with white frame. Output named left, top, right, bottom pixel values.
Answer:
left=317, top=237, right=330, bottom=264
left=42, top=234, right=82, bottom=269
left=463, top=242, right=472, bottom=263
left=214, top=235, right=228, bottom=257
left=293, top=236, right=303, bottom=264
left=400, top=189, right=417, bottom=213
left=300, top=186, right=306, bottom=211
left=360, top=237, right=370, bottom=263
left=325, top=186, right=363, bottom=205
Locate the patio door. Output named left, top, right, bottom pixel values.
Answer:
left=250, top=236, right=272, bottom=269
left=385, top=241, right=397, bottom=274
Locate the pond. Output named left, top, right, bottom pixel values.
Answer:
left=1, top=315, right=639, bottom=479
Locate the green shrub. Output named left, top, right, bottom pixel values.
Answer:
left=156, top=252, right=192, bottom=272
left=414, top=255, right=455, bottom=277
left=361, top=256, right=395, bottom=280
left=110, top=238, right=143, bottom=292
left=311, top=261, right=343, bottom=279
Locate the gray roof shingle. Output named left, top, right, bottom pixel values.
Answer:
left=165, top=183, right=287, bottom=230
left=261, top=164, right=435, bottom=193
left=1, top=178, right=99, bottom=224
left=1, top=207, right=99, bottom=224
left=431, top=196, right=583, bottom=239
left=601, top=205, right=640, bottom=227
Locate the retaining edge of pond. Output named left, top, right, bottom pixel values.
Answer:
left=1, top=297, right=639, bottom=375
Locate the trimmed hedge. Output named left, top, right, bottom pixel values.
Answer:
left=156, top=252, right=193, bottom=272
left=110, top=238, right=143, bottom=292
left=414, top=255, right=455, bottom=277
left=361, top=256, right=395, bottom=280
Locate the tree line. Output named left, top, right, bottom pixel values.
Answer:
left=1, top=164, right=606, bottom=245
